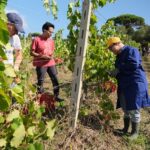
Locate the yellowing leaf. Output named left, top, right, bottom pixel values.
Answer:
left=4, top=65, right=16, bottom=77
left=69, top=2, right=74, bottom=9
left=46, top=119, right=56, bottom=139
left=0, top=138, right=6, bottom=147
left=11, top=124, right=25, bottom=148
left=43, top=0, right=49, bottom=4
left=6, top=109, right=20, bottom=123
left=27, top=126, right=36, bottom=136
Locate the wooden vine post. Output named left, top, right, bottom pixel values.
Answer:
left=70, top=0, right=92, bottom=129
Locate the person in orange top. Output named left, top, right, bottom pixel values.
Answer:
left=30, top=22, right=63, bottom=102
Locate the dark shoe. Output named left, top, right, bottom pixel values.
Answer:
left=55, top=97, right=64, bottom=102
left=128, top=122, right=139, bottom=140
left=37, top=85, right=44, bottom=94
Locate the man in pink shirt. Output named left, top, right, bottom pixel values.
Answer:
left=31, top=22, right=63, bottom=102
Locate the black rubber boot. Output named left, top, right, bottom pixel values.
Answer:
left=128, top=122, right=139, bottom=140
left=122, top=117, right=130, bottom=133
left=54, top=95, right=64, bottom=102
left=55, top=97, right=64, bottom=102
left=114, top=117, right=130, bottom=136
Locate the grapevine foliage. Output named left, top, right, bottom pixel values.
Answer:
left=0, top=0, right=141, bottom=148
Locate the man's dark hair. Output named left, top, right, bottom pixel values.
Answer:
left=42, top=22, right=55, bottom=32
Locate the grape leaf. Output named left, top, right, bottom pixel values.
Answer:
left=0, top=138, right=6, bottom=147
left=10, top=124, right=25, bottom=148
left=6, top=109, right=20, bottom=123
left=46, top=119, right=56, bottom=139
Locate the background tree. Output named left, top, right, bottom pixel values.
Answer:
left=107, top=14, right=150, bottom=52
left=107, top=14, right=145, bottom=35
left=132, top=25, right=150, bottom=42
left=28, top=32, right=41, bottom=38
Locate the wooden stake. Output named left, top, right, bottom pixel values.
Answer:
left=70, top=0, right=92, bottom=129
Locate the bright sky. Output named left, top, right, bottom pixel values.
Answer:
left=6, top=0, right=150, bottom=37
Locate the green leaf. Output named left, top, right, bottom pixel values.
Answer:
left=100, top=100, right=114, bottom=111
left=98, top=0, right=107, bottom=7
left=27, top=126, right=36, bottom=136
left=27, top=142, right=44, bottom=150
left=0, top=44, right=7, bottom=60
left=55, top=101, right=65, bottom=107
left=80, top=107, right=89, bottom=116
left=74, top=0, right=80, bottom=7
left=27, top=144, right=36, bottom=150
left=0, top=138, right=6, bottom=147
left=90, top=14, right=98, bottom=24
left=4, top=65, right=16, bottom=77
left=43, top=0, right=50, bottom=13
left=11, top=122, right=20, bottom=131
left=6, top=109, right=20, bottom=123
left=0, top=88, right=11, bottom=111
left=0, top=61, right=5, bottom=71
left=0, top=115, right=5, bottom=123
left=11, top=85, right=23, bottom=93
left=11, top=118, right=22, bottom=130
left=46, top=119, right=56, bottom=139
left=38, top=121, right=46, bottom=133
left=11, top=124, right=25, bottom=148
left=10, top=89, right=24, bottom=104
left=51, top=0, right=58, bottom=19
left=36, top=107, right=45, bottom=119
left=0, top=0, right=8, bottom=17
left=0, top=18, right=9, bottom=45
left=68, top=2, right=74, bottom=9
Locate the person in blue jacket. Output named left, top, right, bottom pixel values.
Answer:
left=107, top=37, right=150, bottom=140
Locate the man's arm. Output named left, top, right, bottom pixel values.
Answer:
left=30, top=50, right=52, bottom=60
left=30, top=50, right=41, bottom=57
left=14, top=49, right=22, bottom=71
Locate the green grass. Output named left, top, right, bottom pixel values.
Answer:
left=123, top=134, right=149, bottom=150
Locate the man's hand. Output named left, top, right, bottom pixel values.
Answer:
left=40, top=55, right=52, bottom=60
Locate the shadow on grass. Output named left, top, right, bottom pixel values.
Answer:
left=79, top=113, right=104, bottom=131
